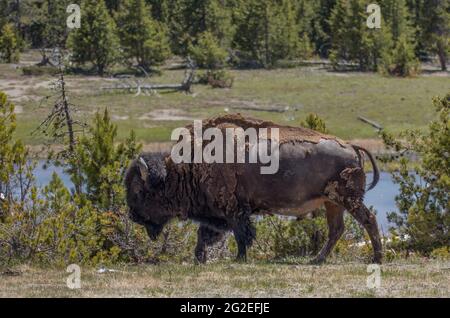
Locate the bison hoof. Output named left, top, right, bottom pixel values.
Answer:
left=309, top=257, right=326, bottom=265
left=235, top=255, right=247, bottom=263
left=372, top=256, right=382, bottom=265
left=195, top=251, right=207, bottom=265
left=195, top=257, right=207, bottom=265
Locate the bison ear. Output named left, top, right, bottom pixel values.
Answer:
left=137, top=157, right=149, bottom=182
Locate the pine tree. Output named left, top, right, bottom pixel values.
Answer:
left=188, top=31, right=227, bottom=69
left=41, top=0, right=71, bottom=49
left=67, top=0, right=120, bottom=75
left=0, top=23, right=19, bottom=63
left=379, top=0, right=420, bottom=76
left=116, top=0, right=171, bottom=70
left=233, top=0, right=306, bottom=67
left=162, top=0, right=235, bottom=55
left=329, top=0, right=392, bottom=71
left=205, top=0, right=235, bottom=48
left=0, top=91, right=33, bottom=218
left=418, top=0, right=449, bottom=70
left=105, top=0, right=123, bottom=13
left=313, top=0, right=337, bottom=57
left=381, top=0, right=415, bottom=42
left=69, top=109, right=141, bottom=211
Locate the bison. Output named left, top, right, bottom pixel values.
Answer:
left=125, top=114, right=382, bottom=264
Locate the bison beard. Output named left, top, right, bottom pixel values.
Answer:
left=125, top=114, right=382, bottom=264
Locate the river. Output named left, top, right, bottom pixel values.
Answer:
left=33, top=163, right=398, bottom=231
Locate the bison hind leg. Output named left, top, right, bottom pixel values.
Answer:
left=346, top=203, right=383, bottom=264
left=324, top=167, right=383, bottom=264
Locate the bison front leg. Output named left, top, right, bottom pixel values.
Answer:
left=233, top=218, right=256, bottom=262
left=195, top=225, right=225, bottom=264
left=311, top=201, right=345, bottom=265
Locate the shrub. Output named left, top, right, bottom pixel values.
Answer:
left=198, top=69, right=234, bottom=89
left=301, top=113, right=328, bottom=133
left=380, top=35, right=420, bottom=77
left=248, top=212, right=369, bottom=262
left=0, top=174, right=117, bottom=266
left=0, top=100, right=200, bottom=266
left=189, top=32, right=228, bottom=69
left=22, top=66, right=60, bottom=76
left=0, top=23, right=20, bottom=63
left=430, top=247, right=450, bottom=261
left=250, top=215, right=327, bottom=260
left=383, top=94, right=450, bottom=255
left=0, top=92, right=34, bottom=220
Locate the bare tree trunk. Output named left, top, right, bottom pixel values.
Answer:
left=437, top=40, right=447, bottom=71
left=59, top=72, right=75, bottom=154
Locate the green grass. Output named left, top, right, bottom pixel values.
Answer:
left=1, top=260, right=449, bottom=297
left=1, top=62, right=449, bottom=145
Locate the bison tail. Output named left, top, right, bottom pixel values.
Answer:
left=351, top=145, right=380, bottom=191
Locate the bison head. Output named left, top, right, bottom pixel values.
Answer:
left=125, top=153, right=173, bottom=240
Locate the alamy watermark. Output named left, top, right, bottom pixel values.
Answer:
left=171, top=120, right=280, bottom=175
left=66, top=264, right=81, bottom=289
left=65, top=3, right=382, bottom=31
left=367, top=4, right=382, bottom=29
left=66, top=4, right=81, bottom=29
left=366, top=264, right=381, bottom=289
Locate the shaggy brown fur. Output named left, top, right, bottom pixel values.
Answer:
left=125, top=114, right=382, bottom=264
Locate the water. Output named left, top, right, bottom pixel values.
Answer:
left=33, top=163, right=398, bottom=231
left=364, top=172, right=399, bottom=233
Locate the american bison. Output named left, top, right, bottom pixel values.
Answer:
left=125, top=114, right=382, bottom=264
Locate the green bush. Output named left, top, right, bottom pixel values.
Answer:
left=380, top=35, right=420, bottom=77
left=0, top=23, right=20, bottom=63
left=0, top=173, right=199, bottom=266
left=189, top=31, right=228, bottom=69
left=249, top=215, right=327, bottom=260
left=247, top=212, right=371, bottom=262
left=301, top=113, right=329, bottom=133
left=430, top=247, right=450, bottom=261
left=0, top=92, right=34, bottom=220
left=0, top=94, right=199, bottom=266
left=383, top=94, right=450, bottom=255
left=198, top=69, right=234, bottom=89
left=22, top=65, right=60, bottom=76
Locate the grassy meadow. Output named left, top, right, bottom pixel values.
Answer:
left=1, top=52, right=448, bottom=147
left=1, top=260, right=449, bottom=298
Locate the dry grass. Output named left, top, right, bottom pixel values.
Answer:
left=1, top=260, right=449, bottom=298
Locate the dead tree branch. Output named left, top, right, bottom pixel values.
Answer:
left=102, top=58, right=196, bottom=95
left=357, top=116, right=383, bottom=131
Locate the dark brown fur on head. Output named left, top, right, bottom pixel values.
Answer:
left=124, top=152, right=173, bottom=240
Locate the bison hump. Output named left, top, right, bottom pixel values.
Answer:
left=186, top=113, right=347, bottom=147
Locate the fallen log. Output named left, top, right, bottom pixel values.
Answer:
left=228, top=105, right=299, bottom=113
left=102, top=58, right=196, bottom=95
left=357, top=116, right=383, bottom=131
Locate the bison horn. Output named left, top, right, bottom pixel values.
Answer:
left=137, top=157, right=149, bottom=182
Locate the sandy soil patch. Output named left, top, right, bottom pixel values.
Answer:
left=139, top=109, right=196, bottom=121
